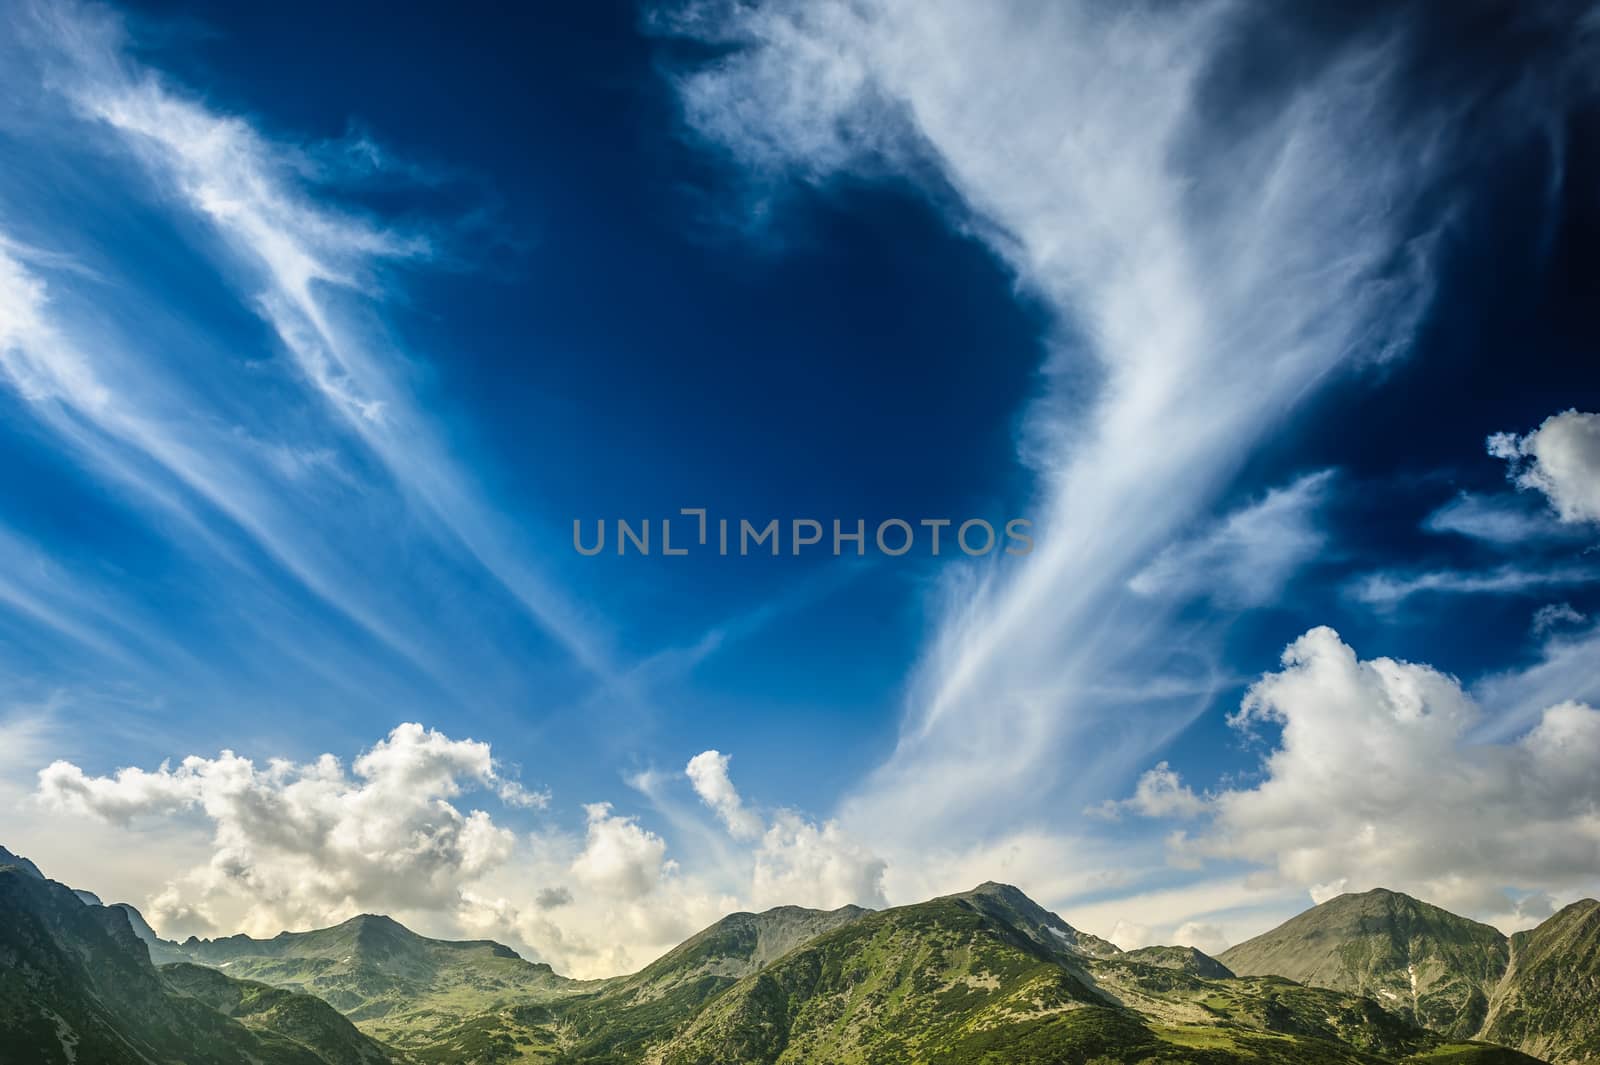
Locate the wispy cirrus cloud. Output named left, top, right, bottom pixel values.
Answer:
left=16, top=1, right=613, bottom=678
left=1348, top=562, right=1597, bottom=610
left=0, top=0, right=675, bottom=793
left=1129, top=471, right=1334, bottom=609
left=655, top=0, right=1589, bottom=862
left=1423, top=491, right=1578, bottom=545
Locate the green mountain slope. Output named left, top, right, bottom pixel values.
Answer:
left=0, top=865, right=397, bottom=1065
left=163, top=962, right=398, bottom=1065
left=176, top=911, right=593, bottom=1051
left=1480, top=900, right=1600, bottom=1064
left=1219, top=890, right=1512, bottom=1038
left=649, top=891, right=1107, bottom=1064
left=647, top=885, right=1524, bottom=1065
left=1118, top=944, right=1235, bottom=979
left=953, top=881, right=1123, bottom=960
left=8, top=840, right=1582, bottom=1065
left=549, top=903, right=872, bottom=1061
left=111, top=899, right=194, bottom=964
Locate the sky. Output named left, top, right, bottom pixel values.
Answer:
left=1, top=0, right=1598, bottom=978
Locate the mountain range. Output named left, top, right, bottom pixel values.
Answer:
left=2, top=845, right=1594, bottom=1064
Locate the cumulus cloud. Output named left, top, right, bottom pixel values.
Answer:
left=1088, top=762, right=1207, bottom=821
left=1171, top=920, right=1230, bottom=956
left=685, top=749, right=763, bottom=839
left=1490, top=410, right=1600, bottom=525
left=751, top=811, right=888, bottom=910
left=1129, top=472, right=1333, bottom=608
left=36, top=723, right=537, bottom=934
left=570, top=803, right=673, bottom=899
left=27, top=722, right=889, bottom=977
left=1159, top=627, right=1600, bottom=918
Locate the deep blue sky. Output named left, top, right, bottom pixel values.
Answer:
left=2, top=0, right=1597, bottom=965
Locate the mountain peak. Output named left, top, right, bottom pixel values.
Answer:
left=947, top=880, right=1122, bottom=959
left=1221, top=887, right=1511, bottom=1039
left=0, top=844, right=45, bottom=880
left=963, top=879, right=1026, bottom=898
left=338, top=911, right=411, bottom=936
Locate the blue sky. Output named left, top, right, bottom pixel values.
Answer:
left=2, top=0, right=1599, bottom=976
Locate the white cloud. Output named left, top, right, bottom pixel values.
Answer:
left=1129, top=471, right=1333, bottom=608
left=1423, top=492, right=1572, bottom=545
left=1533, top=602, right=1586, bottom=635
left=1160, top=627, right=1600, bottom=919
left=1088, top=761, right=1207, bottom=821
left=1474, top=621, right=1600, bottom=741
left=35, top=723, right=537, bottom=935
left=751, top=811, right=887, bottom=910
left=1490, top=410, right=1600, bottom=524
left=1348, top=563, right=1595, bottom=609
left=660, top=0, right=1501, bottom=857
left=1110, top=920, right=1156, bottom=951
left=685, top=749, right=763, bottom=840
left=570, top=803, right=673, bottom=900
left=23, top=724, right=889, bottom=978
left=1171, top=921, right=1230, bottom=957
left=1, top=2, right=612, bottom=686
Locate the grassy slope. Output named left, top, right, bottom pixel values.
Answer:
left=1479, top=900, right=1600, bottom=1064
left=163, top=961, right=399, bottom=1065
left=1118, top=945, right=1236, bottom=980
left=644, top=889, right=1526, bottom=1065
left=1220, top=890, right=1512, bottom=1038
left=0, top=865, right=372, bottom=1065
left=178, top=912, right=595, bottom=1052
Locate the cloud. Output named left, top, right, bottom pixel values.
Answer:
left=0, top=1, right=614, bottom=692
left=1533, top=602, right=1586, bottom=635
left=1423, top=492, right=1574, bottom=545
left=1348, top=563, right=1596, bottom=609
left=1490, top=410, right=1600, bottom=525
left=535, top=886, right=573, bottom=910
left=36, top=723, right=538, bottom=934
left=1129, top=471, right=1334, bottom=608
left=1171, top=921, right=1230, bottom=956
left=570, top=803, right=673, bottom=900
left=751, top=811, right=888, bottom=910
left=1474, top=620, right=1600, bottom=741
left=685, top=749, right=763, bottom=840
left=25, top=722, right=886, bottom=977
left=1088, top=762, right=1207, bottom=822
left=656, top=0, right=1572, bottom=857
left=1155, top=627, right=1600, bottom=919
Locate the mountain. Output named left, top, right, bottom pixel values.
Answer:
left=648, top=886, right=1531, bottom=1065
left=1220, top=889, right=1512, bottom=1038
left=0, top=843, right=44, bottom=879
left=6, top=842, right=1584, bottom=1065
left=1119, top=944, right=1235, bottom=979
left=0, top=863, right=399, bottom=1065
left=1481, top=900, right=1600, bottom=1064
left=1221, top=889, right=1600, bottom=1064
left=175, top=911, right=591, bottom=1052
left=954, top=880, right=1123, bottom=959
left=111, top=899, right=194, bottom=964
left=163, top=962, right=395, bottom=1065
